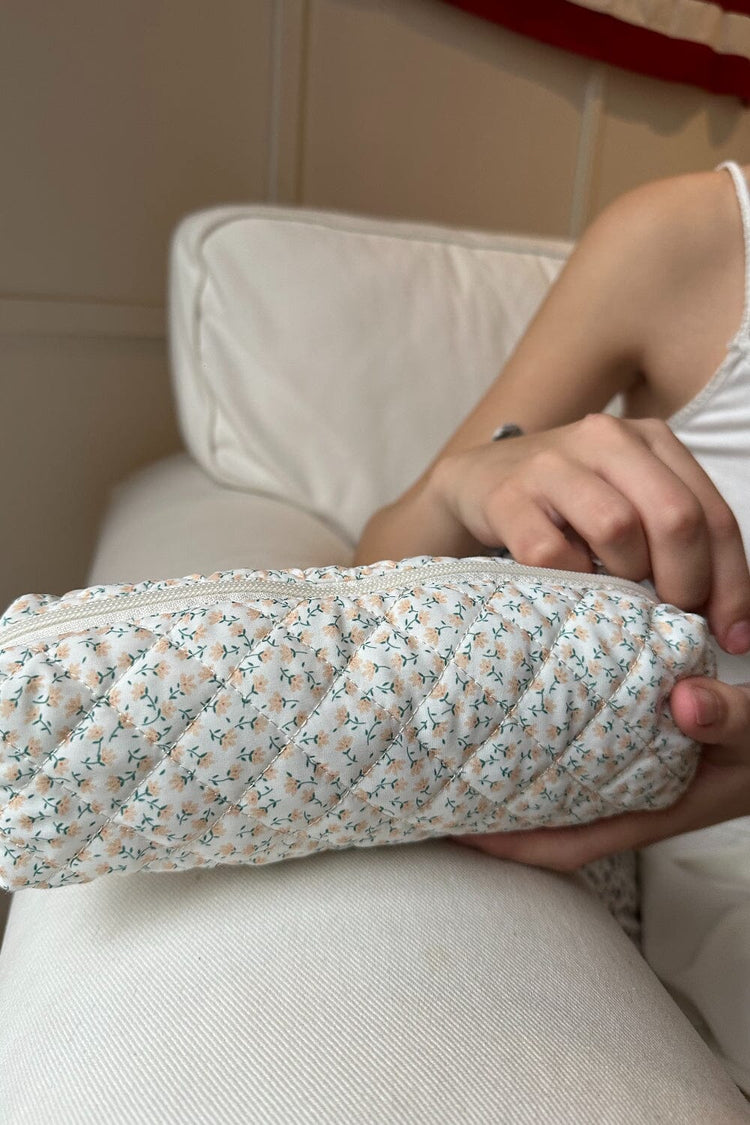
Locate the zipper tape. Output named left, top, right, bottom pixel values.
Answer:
left=0, top=556, right=659, bottom=650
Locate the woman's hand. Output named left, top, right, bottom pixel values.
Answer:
left=449, top=676, right=750, bottom=871
left=431, top=412, right=750, bottom=655
left=430, top=411, right=750, bottom=869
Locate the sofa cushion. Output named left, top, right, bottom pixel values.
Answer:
left=167, top=205, right=576, bottom=546
left=87, top=452, right=354, bottom=582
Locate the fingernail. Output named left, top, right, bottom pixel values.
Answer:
left=725, top=620, right=750, bottom=654
left=692, top=686, right=719, bottom=726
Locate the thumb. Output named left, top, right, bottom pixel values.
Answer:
left=669, top=677, right=750, bottom=745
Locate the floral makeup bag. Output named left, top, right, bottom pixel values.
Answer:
left=0, top=554, right=715, bottom=891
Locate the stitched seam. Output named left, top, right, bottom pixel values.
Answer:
left=1, top=634, right=164, bottom=803
left=136, top=593, right=491, bottom=856
left=581, top=635, right=692, bottom=791
left=50, top=583, right=446, bottom=873
left=4, top=584, right=694, bottom=880
left=1, top=584, right=384, bottom=823
left=376, top=601, right=639, bottom=826
left=4, top=588, right=609, bottom=870
left=270, top=591, right=501, bottom=824
left=52, top=595, right=325, bottom=874
left=327, top=592, right=583, bottom=821
left=142, top=581, right=513, bottom=853
left=196, top=210, right=571, bottom=267
left=131, top=619, right=702, bottom=855
left=2, top=596, right=311, bottom=875
left=0, top=580, right=500, bottom=877
left=133, top=586, right=516, bottom=862
left=139, top=593, right=579, bottom=856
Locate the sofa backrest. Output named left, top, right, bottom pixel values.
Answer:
left=168, top=204, right=577, bottom=546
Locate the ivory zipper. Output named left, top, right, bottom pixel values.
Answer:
left=0, top=556, right=658, bottom=649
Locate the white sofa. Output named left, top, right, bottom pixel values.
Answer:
left=0, top=206, right=748, bottom=1123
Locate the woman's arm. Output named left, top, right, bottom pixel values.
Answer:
left=353, top=182, right=662, bottom=566
left=353, top=171, right=750, bottom=868
left=353, top=173, right=750, bottom=656
left=352, top=175, right=750, bottom=869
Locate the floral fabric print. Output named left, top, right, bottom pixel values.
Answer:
left=574, top=850, right=642, bottom=948
left=0, top=555, right=715, bottom=892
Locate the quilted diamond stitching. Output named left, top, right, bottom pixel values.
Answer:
left=0, top=566, right=713, bottom=890
left=45, top=587, right=410, bottom=871
left=126, top=595, right=611, bottom=852
left=23, top=586, right=505, bottom=872
left=44, top=598, right=315, bottom=873
left=353, top=612, right=651, bottom=828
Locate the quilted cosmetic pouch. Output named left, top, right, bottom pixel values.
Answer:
left=0, top=554, right=715, bottom=892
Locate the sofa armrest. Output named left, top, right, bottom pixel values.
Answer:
left=87, top=452, right=355, bottom=586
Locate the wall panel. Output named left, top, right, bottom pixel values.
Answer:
left=300, top=0, right=590, bottom=236
left=588, top=64, right=750, bottom=218
left=0, top=0, right=273, bottom=305
left=0, top=333, right=181, bottom=616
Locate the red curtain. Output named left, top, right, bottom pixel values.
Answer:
left=439, top=0, right=750, bottom=104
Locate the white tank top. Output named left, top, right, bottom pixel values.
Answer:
left=665, top=159, right=750, bottom=689
left=640, top=159, right=750, bottom=1098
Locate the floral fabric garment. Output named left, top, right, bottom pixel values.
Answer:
left=575, top=851, right=641, bottom=948
left=0, top=555, right=714, bottom=892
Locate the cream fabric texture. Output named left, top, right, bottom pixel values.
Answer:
left=1, top=455, right=747, bottom=1123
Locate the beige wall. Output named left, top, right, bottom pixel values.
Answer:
left=1, top=0, right=749, bottom=931
left=3, top=0, right=750, bottom=613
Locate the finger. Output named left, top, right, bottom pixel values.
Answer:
left=670, top=677, right=750, bottom=748
left=580, top=416, right=712, bottom=612
left=484, top=487, right=595, bottom=572
left=628, top=419, right=750, bottom=654
left=523, top=451, right=650, bottom=581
